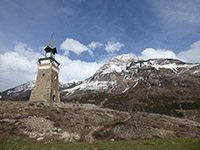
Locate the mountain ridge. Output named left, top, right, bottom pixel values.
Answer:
left=62, top=54, right=200, bottom=97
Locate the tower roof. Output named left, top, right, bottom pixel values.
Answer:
left=44, top=34, right=57, bottom=54
left=49, top=34, right=54, bottom=49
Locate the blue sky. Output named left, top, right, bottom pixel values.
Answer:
left=0, top=0, right=200, bottom=90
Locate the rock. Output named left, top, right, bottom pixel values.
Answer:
left=73, top=133, right=80, bottom=141
left=25, top=126, right=33, bottom=132
left=52, top=127, right=58, bottom=132
left=29, top=132, right=37, bottom=138
left=38, top=133, right=45, bottom=137
left=52, top=131, right=58, bottom=135
left=14, top=122, right=20, bottom=125
left=37, top=137, right=44, bottom=141
left=58, top=128, right=62, bottom=132
left=61, top=132, right=71, bottom=141
left=0, top=118, right=16, bottom=124
left=61, top=132, right=80, bottom=142
left=23, top=117, right=55, bottom=133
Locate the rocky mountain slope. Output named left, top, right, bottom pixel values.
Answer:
left=1, top=54, right=200, bottom=120
left=0, top=101, right=200, bottom=142
left=62, top=54, right=200, bottom=97
left=61, top=54, right=200, bottom=120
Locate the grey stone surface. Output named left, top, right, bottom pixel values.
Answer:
left=30, top=64, right=60, bottom=102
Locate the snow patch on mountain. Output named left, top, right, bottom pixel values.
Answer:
left=64, top=80, right=117, bottom=94
left=7, top=81, right=35, bottom=95
left=139, top=59, right=199, bottom=73
left=153, top=63, right=178, bottom=73
left=101, top=64, right=125, bottom=75
left=193, top=70, right=200, bottom=74
left=114, top=53, right=139, bottom=62
left=97, top=54, right=139, bottom=75
left=69, top=79, right=80, bottom=84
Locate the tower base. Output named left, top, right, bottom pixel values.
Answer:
left=29, top=87, right=60, bottom=102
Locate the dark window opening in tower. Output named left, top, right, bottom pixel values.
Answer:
left=53, top=95, right=56, bottom=101
left=42, top=73, right=45, bottom=77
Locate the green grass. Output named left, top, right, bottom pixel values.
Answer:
left=0, top=137, right=200, bottom=150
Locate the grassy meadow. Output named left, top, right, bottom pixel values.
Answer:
left=0, top=137, right=200, bottom=150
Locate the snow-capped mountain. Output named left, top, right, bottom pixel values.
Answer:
left=0, top=81, right=35, bottom=101
left=62, top=54, right=139, bottom=95
left=7, top=81, right=35, bottom=95
left=61, top=54, right=200, bottom=100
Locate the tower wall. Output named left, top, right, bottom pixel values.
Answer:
left=29, top=61, right=60, bottom=102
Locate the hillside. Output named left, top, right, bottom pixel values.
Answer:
left=0, top=101, right=200, bottom=143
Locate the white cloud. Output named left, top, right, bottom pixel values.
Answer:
left=0, top=42, right=42, bottom=91
left=57, top=54, right=104, bottom=84
left=177, top=40, right=200, bottom=63
left=139, top=48, right=177, bottom=60
left=60, top=38, right=93, bottom=55
left=105, top=41, right=124, bottom=53
left=88, top=41, right=103, bottom=50
left=0, top=42, right=104, bottom=91
left=13, top=42, right=43, bottom=62
left=139, top=41, right=200, bottom=63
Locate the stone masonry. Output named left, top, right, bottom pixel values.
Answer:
left=29, top=64, right=60, bottom=102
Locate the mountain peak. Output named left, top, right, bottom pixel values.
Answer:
left=111, top=53, right=139, bottom=63
left=96, top=53, right=139, bottom=75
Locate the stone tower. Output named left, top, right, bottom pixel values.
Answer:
left=29, top=35, right=60, bottom=102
